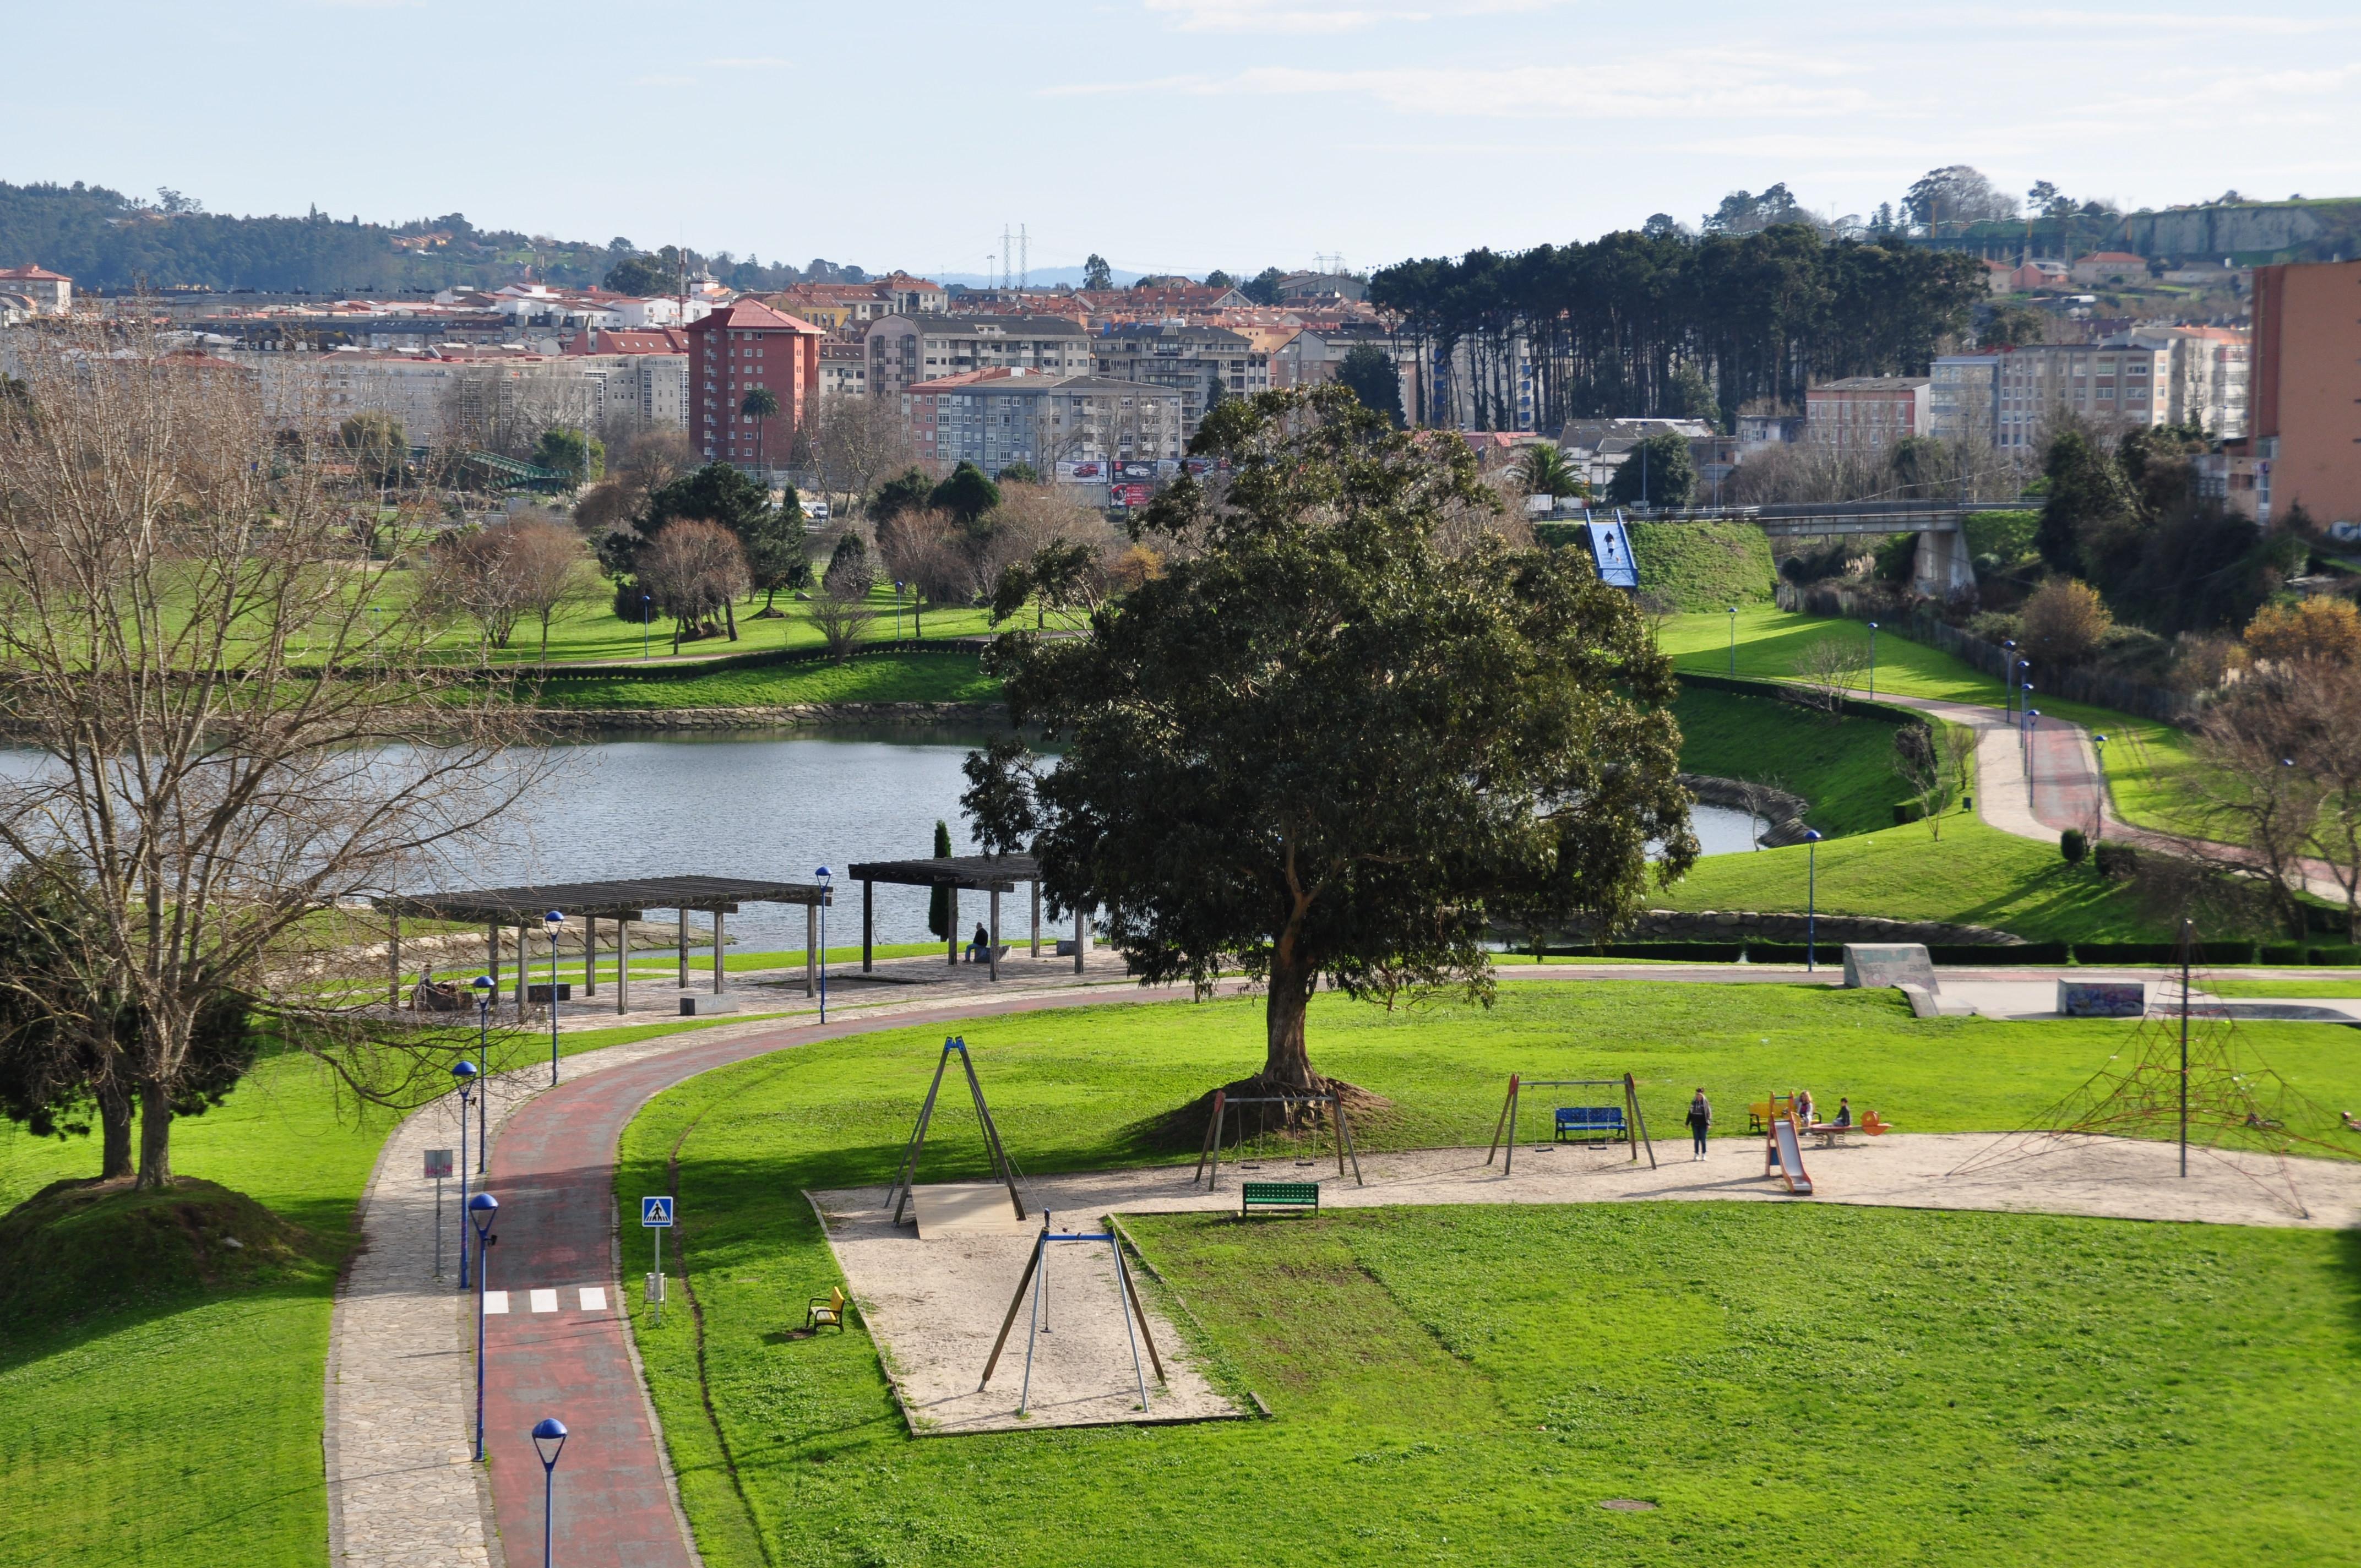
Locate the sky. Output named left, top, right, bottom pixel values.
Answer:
left=9, top=1, right=2360, bottom=279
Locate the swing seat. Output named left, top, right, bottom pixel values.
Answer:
left=806, top=1286, right=848, bottom=1333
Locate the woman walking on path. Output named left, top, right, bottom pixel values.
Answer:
left=1685, top=1088, right=1712, bottom=1161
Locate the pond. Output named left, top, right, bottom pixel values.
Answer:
left=0, top=733, right=1763, bottom=952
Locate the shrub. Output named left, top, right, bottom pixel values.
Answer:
left=2243, top=596, right=2361, bottom=667
left=2092, top=841, right=2140, bottom=879
left=1964, top=509, right=2039, bottom=567
left=2021, top=578, right=2113, bottom=664
left=2259, top=943, right=2305, bottom=965
left=1892, top=798, right=1927, bottom=825
left=2060, top=827, right=2088, bottom=865
left=2309, top=946, right=2361, bottom=966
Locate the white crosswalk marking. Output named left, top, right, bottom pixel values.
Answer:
left=579, top=1286, right=608, bottom=1311
left=483, top=1291, right=510, bottom=1315
left=529, top=1288, right=559, bottom=1313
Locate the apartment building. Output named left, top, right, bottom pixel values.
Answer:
left=862, top=314, right=1093, bottom=399
left=242, top=350, right=619, bottom=447
left=1804, top=377, right=1930, bottom=456
left=2124, top=325, right=2249, bottom=436
left=2250, top=259, right=2361, bottom=527
left=818, top=340, right=867, bottom=400
left=684, top=298, right=824, bottom=469
left=0, top=264, right=73, bottom=313
left=1091, top=322, right=1269, bottom=434
left=899, top=369, right=1184, bottom=474
left=1930, top=354, right=2000, bottom=444
left=1269, top=322, right=1396, bottom=389
left=1990, top=343, right=2172, bottom=450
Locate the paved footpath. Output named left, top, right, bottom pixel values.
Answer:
left=327, top=965, right=1199, bottom=1568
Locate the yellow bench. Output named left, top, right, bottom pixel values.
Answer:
left=806, top=1285, right=849, bottom=1333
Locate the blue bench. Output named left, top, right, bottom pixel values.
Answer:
left=1554, top=1106, right=1628, bottom=1145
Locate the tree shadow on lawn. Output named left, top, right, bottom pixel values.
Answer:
left=1947, top=863, right=2154, bottom=940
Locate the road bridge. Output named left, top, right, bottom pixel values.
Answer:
left=1624, top=500, right=2031, bottom=596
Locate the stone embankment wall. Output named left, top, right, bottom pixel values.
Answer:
left=1678, top=773, right=1813, bottom=848
left=528, top=701, right=1000, bottom=733
left=1626, top=910, right=2021, bottom=945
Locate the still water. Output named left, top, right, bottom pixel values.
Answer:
left=465, top=733, right=1762, bottom=951
left=0, top=732, right=1762, bottom=953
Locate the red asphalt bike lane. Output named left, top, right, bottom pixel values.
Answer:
left=474, top=982, right=1207, bottom=1568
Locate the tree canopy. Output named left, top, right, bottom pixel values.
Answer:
left=1604, top=431, right=1696, bottom=508
left=962, top=386, right=1695, bottom=1093
left=1336, top=344, right=1404, bottom=427
left=930, top=460, right=1002, bottom=528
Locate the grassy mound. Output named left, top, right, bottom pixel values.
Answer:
left=1629, top=520, right=1776, bottom=609
left=1673, top=685, right=1902, bottom=839
left=0, top=1176, right=339, bottom=1334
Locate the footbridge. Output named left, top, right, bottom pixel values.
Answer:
left=1627, top=500, right=2030, bottom=596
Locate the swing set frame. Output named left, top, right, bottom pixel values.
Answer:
left=1190, top=1088, right=1364, bottom=1190
left=1484, top=1072, right=1657, bottom=1174
left=977, top=1211, right=1166, bottom=1416
left=884, top=1036, right=1026, bottom=1226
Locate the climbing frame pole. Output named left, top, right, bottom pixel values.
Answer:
left=1624, top=1071, right=1658, bottom=1169
left=1191, top=1090, right=1229, bottom=1186
left=1485, top=1074, right=1521, bottom=1169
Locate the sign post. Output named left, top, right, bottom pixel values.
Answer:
left=641, top=1195, right=674, bottom=1326
left=426, top=1148, right=454, bottom=1279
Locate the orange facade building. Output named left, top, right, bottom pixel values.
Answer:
left=2251, top=260, right=2361, bottom=528
left=684, top=299, right=823, bottom=471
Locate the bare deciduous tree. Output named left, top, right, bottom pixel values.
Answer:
left=2189, top=671, right=2327, bottom=939
left=806, top=581, right=881, bottom=662
left=421, top=514, right=585, bottom=655
left=806, top=392, right=917, bottom=515
left=0, top=315, right=548, bottom=1189
left=1791, top=635, right=1865, bottom=714
left=638, top=518, right=749, bottom=651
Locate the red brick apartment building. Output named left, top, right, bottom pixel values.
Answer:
left=2250, top=259, right=2361, bottom=527
left=684, top=300, right=823, bottom=469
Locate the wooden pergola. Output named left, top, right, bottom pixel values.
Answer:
left=376, top=874, right=833, bottom=1015
left=844, top=854, right=1085, bottom=979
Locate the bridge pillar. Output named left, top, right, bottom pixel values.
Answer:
left=1912, top=527, right=1976, bottom=599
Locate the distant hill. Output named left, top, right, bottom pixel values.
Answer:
left=1913, top=197, right=2361, bottom=265
left=0, top=179, right=819, bottom=296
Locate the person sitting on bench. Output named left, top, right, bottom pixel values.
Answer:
left=1831, top=1097, right=1852, bottom=1128
left=966, top=922, right=989, bottom=963
left=1792, top=1088, right=1815, bottom=1128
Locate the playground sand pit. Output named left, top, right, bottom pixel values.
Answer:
left=812, top=1134, right=2361, bottom=1436
left=809, top=1189, right=1242, bottom=1435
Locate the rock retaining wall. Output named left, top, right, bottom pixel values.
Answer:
left=1679, top=773, right=1814, bottom=848
left=1625, top=910, right=2022, bottom=946
left=528, top=701, right=1000, bottom=733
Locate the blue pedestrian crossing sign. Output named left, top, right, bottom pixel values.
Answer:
left=641, top=1196, right=674, bottom=1227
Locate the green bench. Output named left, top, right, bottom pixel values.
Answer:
left=1240, top=1180, right=1321, bottom=1217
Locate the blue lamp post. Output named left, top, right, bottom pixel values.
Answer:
left=2015, top=659, right=2030, bottom=719
left=2023, top=708, right=2040, bottom=780
left=894, top=581, right=905, bottom=640
left=531, top=1418, right=569, bottom=1568
left=2002, top=640, right=2017, bottom=716
left=813, top=867, right=832, bottom=1023
left=2092, top=733, right=2108, bottom=841
left=469, top=976, right=494, bottom=1172
left=451, top=1059, right=477, bottom=1284
left=1804, top=829, right=1824, bottom=973
left=1726, top=606, right=1738, bottom=674
left=468, top=1192, right=499, bottom=1460
left=1866, top=622, right=1879, bottom=699
left=543, top=910, right=564, bottom=1086
left=640, top=594, right=651, bottom=660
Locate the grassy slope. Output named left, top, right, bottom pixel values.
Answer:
left=615, top=983, right=2361, bottom=1568
left=1628, top=520, right=1777, bottom=609
left=532, top=650, right=999, bottom=710
left=1653, top=813, right=2159, bottom=942
left=0, top=1015, right=761, bottom=1568
left=1660, top=608, right=2205, bottom=834
left=1672, top=687, right=1900, bottom=839
left=1122, top=1205, right=2360, bottom=1566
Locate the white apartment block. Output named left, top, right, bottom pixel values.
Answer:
left=2124, top=326, right=2249, bottom=437
left=242, top=350, right=636, bottom=446
left=1979, top=344, right=2172, bottom=451
left=900, top=372, right=1184, bottom=473
left=863, top=314, right=1093, bottom=399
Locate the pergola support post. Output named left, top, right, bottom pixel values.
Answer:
left=1074, top=903, right=1087, bottom=974
left=948, top=886, right=960, bottom=966
left=388, top=911, right=401, bottom=1008
left=676, top=909, right=689, bottom=989
left=584, top=915, right=597, bottom=997
left=487, top=923, right=500, bottom=992
left=712, top=908, right=726, bottom=994
left=615, top=919, right=631, bottom=1014
left=988, top=889, right=1001, bottom=982
left=862, top=880, right=874, bottom=973
left=514, top=920, right=527, bottom=1019
left=1029, top=880, right=1041, bottom=957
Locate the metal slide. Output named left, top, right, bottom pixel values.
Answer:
left=1771, top=1118, right=1815, bottom=1196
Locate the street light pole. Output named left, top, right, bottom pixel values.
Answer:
left=1802, top=829, right=1824, bottom=973
left=2092, top=733, right=2109, bottom=842
left=814, top=867, right=833, bottom=1024
left=470, top=976, right=493, bottom=1171
left=532, top=1418, right=569, bottom=1568
left=469, top=1193, right=499, bottom=1461
left=641, top=594, right=651, bottom=661
left=543, top=911, right=564, bottom=1086
left=1726, top=606, right=1737, bottom=674
left=2002, top=640, right=2017, bottom=716
left=451, top=1060, right=477, bottom=1286
left=2024, top=709, right=2040, bottom=781
left=1867, top=621, right=1879, bottom=699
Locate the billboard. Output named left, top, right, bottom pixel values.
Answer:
left=1109, top=482, right=1152, bottom=508
left=1585, top=514, right=1639, bottom=589
left=1058, top=459, right=1108, bottom=482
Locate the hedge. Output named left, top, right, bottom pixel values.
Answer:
left=1743, top=943, right=1846, bottom=966
left=1537, top=941, right=1749, bottom=962
left=1672, top=671, right=1924, bottom=728
left=1927, top=942, right=2070, bottom=965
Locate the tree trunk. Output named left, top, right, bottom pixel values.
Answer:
left=99, top=1079, right=133, bottom=1181
left=135, top=1077, right=172, bottom=1190
left=724, top=598, right=738, bottom=641
left=1262, top=948, right=1320, bottom=1089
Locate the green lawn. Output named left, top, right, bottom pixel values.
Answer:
left=0, top=1012, right=774, bottom=1568
left=615, top=982, right=2361, bottom=1567
left=1662, top=609, right=2206, bottom=834
left=2204, top=979, right=2361, bottom=999
left=1118, top=1204, right=2360, bottom=1565
left=1673, top=686, right=1906, bottom=839
left=1655, top=813, right=2161, bottom=943
left=531, top=650, right=1000, bottom=710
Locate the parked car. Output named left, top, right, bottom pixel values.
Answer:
left=800, top=498, right=830, bottom=521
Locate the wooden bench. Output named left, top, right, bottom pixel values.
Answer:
left=1554, top=1106, right=1627, bottom=1144
left=1240, top=1180, right=1321, bottom=1217
left=805, top=1285, right=848, bottom=1333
